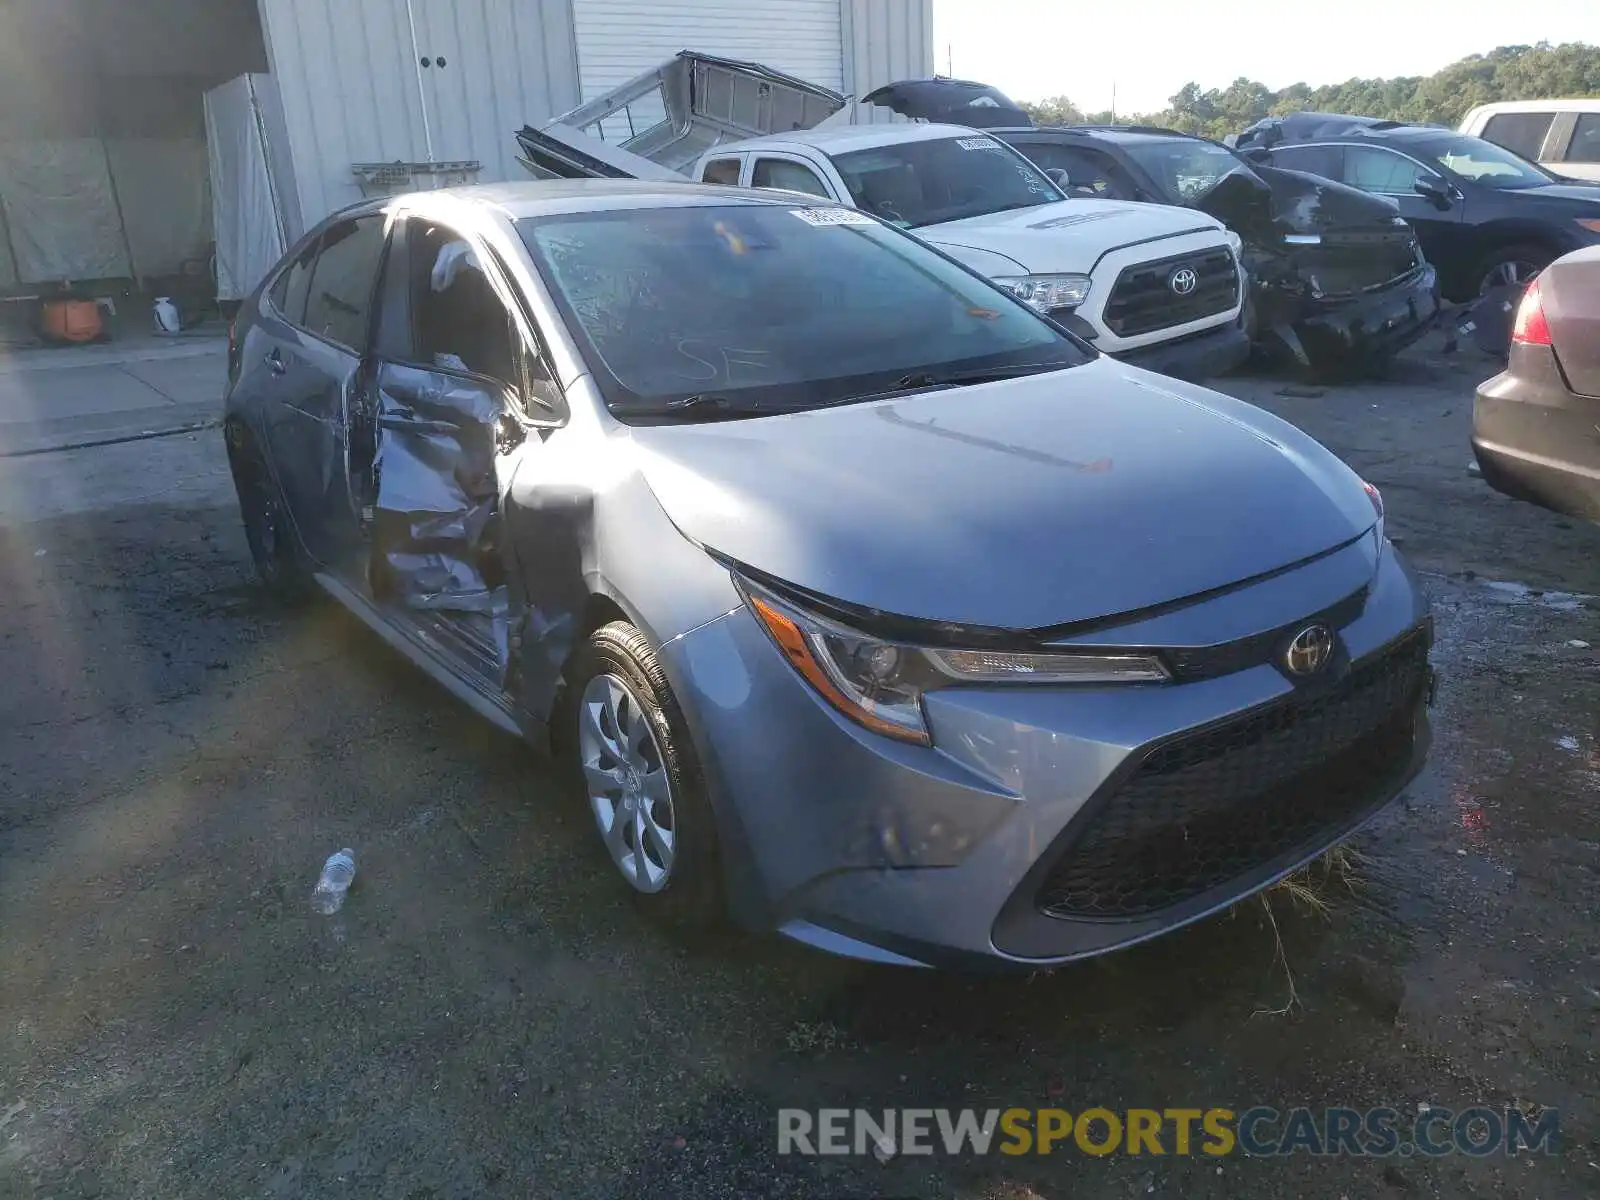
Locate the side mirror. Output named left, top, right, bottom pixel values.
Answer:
left=1240, top=146, right=1271, bottom=165
left=1413, top=176, right=1453, bottom=210
left=1045, top=168, right=1071, bottom=187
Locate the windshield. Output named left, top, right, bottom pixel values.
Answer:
left=1120, top=139, right=1246, bottom=203
left=517, top=204, right=1086, bottom=418
left=829, top=134, right=1062, bottom=228
left=1426, top=135, right=1553, bottom=189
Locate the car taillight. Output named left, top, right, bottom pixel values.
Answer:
left=1511, top=279, right=1552, bottom=347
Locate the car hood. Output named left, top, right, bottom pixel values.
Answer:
left=861, top=78, right=1034, bottom=129
left=919, top=199, right=1223, bottom=272
left=1197, top=164, right=1402, bottom=240
left=1501, top=181, right=1600, bottom=207
left=629, top=359, right=1376, bottom=631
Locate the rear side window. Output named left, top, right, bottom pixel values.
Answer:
left=1482, top=112, right=1556, bottom=160
left=1269, top=144, right=1342, bottom=180
left=304, top=215, right=387, bottom=351
left=751, top=157, right=831, bottom=197
left=269, top=236, right=319, bottom=325
left=1565, top=114, right=1600, bottom=165
left=701, top=158, right=741, bottom=185
left=1342, top=147, right=1428, bottom=195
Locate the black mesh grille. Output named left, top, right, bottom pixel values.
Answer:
left=1288, top=228, right=1422, bottom=296
left=1037, top=631, right=1429, bottom=919
left=1102, top=247, right=1240, bottom=337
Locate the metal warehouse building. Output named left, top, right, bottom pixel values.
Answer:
left=0, top=0, right=932, bottom=303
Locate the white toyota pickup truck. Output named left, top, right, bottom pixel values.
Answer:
left=516, top=54, right=1250, bottom=379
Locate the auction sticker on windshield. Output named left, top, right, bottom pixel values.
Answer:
left=790, top=208, right=876, bottom=226
left=957, top=137, right=1003, bottom=150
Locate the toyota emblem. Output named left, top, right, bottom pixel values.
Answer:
left=1169, top=267, right=1199, bottom=295
left=1283, top=624, right=1335, bottom=677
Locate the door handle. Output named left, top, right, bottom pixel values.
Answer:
left=266, top=349, right=286, bottom=376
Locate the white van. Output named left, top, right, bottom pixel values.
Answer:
left=1459, top=100, right=1600, bottom=183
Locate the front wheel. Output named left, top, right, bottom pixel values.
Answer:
left=1469, top=243, right=1551, bottom=299
left=565, top=621, right=723, bottom=929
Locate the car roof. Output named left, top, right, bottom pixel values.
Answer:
left=392, top=178, right=824, bottom=219
left=725, top=121, right=990, bottom=156
left=1245, top=113, right=1456, bottom=146
left=1019, top=126, right=1204, bottom=147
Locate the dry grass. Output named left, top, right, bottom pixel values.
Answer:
left=1250, top=844, right=1370, bottom=1017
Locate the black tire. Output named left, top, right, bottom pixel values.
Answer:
left=1463, top=242, right=1553, bottom=301
left=226, top=426, right=315, bottom=605
left=563, top=621, right=724, bottom=930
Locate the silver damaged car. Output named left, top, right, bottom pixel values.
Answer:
left=222, top=180, right=1435, bottom=969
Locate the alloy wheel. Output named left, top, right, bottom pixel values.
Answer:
left=577, top=673, right=676, bottom=894
left=1478, top=258, right=1541, bottom=296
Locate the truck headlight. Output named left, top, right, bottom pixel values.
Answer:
left=737, top=576, right=1169, bottom=746
left=993, top=273, right=1092, bottom=313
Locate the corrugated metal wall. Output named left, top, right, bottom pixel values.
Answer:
left=256, top=0, right=580, bottom=231
left=841, top=0, right=933, bottom=123
left=255, top=0, right=931, bottom=231
left=570, top=0, right=844, bottom=100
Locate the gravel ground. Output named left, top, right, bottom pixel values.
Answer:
left=2, top=338, right=1597, bottom=1199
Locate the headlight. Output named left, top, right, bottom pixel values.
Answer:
left=1225, top=230, right=1244, bottom=254
left=1283, top=233, right=1322, bottom=246
left=1363, top=479, right=1386, bottom=545
left=737, top=576, right=1170, bottom=746
left=993, top=273, right=1092, bottom=313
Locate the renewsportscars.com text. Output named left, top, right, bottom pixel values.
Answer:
left=777, top=1105, right=1560, bottom=1158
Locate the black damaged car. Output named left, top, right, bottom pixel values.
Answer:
left=994, top=126, right=1440, bottom=374
left=859, top=80, right=1440, bottom=375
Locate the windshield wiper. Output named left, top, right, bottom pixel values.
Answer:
left=889, top=360, right=1080, bottom=390
left=802, top=360, right=1082, bottom=411
left=624, top=393, right=774, bottom=420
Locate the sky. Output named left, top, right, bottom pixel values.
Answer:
left=931, top=0, right=1600, bottom=114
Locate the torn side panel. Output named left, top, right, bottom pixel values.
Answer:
left=516, top=50, right=846, bottom=181
left=368, top=362, right=507, bottom=635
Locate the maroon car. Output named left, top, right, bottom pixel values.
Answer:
left=1473, top=245, right=1600, bottom=523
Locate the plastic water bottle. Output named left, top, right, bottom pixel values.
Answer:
left=311, top=848, right=356, bottom=914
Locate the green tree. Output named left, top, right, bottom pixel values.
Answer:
left=1018, top=95, right=1085, bottom=126
left=1017, top=42, right=1600, bottom=136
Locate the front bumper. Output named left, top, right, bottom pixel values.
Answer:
left=1110, top=316, right=1252, bottom=381
left=1473, top=342, right=1600, bottom=524
left=1255, top=266, right=1440, bottom=370
left=661, top=537, right=1433, bottom=970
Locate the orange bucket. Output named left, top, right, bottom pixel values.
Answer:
left=40, top=299, right=104, bottom=344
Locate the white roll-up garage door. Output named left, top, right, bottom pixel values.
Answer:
left=572, top=0, right=844, bottom=101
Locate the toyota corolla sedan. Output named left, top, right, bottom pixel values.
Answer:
left=223, top=179, right=1434, bottom=970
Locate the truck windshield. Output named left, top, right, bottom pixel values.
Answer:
left=517, top=202, right=1087, bottom=418
left=829, top=134, right=1063, bottom=228
left=1121, top=139, right=1246, bottom=203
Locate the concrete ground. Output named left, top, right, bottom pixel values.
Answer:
left=1, top=336, right=1597, bottom=1199
left=0, top=335, right=227, bottom=459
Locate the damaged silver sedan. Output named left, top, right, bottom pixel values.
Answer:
left=223, top=180, right=1434, bottom=969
